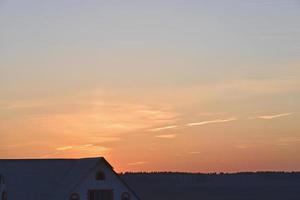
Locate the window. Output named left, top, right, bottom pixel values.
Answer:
left=2, top=191, right=7, bottom=200
left=69, top=193, right=80, bottom=200
left=88, top=189, right=113, bottom=200
left=121, top=192, right=130, bottom=200
left=95, top=171, right=105, bottom=180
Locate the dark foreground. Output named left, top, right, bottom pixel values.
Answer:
left=121, top=172, right=300, bottom=200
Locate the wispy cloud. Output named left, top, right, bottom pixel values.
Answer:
left=253, top=113, right=293, bottom=120
left=55, top=144, right=109, bottom=152
left=80, top=144, right=94, bottom=147
left=128, top=161, right=148, bottom=166
left=56, top=146, right=73, bottom=151
left=155, top=134, right=176, bottom=139
left=186, top=117, right=237, bottom=127
left=148, top=125, right=178, bottom=132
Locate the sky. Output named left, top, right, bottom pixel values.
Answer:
left=0, top=0, right=300, bottom=172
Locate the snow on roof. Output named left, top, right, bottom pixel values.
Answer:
left=0, top=157, right=105, bottom=200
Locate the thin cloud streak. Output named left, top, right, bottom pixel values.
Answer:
left=128, top=161, right=148, bottom=166
left=56, top=146, right=73, bottom=151
left=155, top=134, right=176, bottom=139
left=186, top=117, right=237, bottom=127
left=55, top=144, right=109, bottom=152
left=255, top=113, right=293, bottom=120
left=148, top=125, right=178, bottom=132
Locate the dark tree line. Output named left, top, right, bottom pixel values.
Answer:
left=121, top=172, right=300, bottom=200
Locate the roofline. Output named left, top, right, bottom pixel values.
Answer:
left=113, top=170, right=142, bottom=200
left=0, top=157, right=104, bottom=161
left=101, top=158, right=142, bottom=200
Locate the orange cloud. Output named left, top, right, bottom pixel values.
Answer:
left=56, top=146, right=73, bottom=151
left=148, top=125, right=178, bottom=132
left=155, top=134, right=177, bottom=139
left=128, top=161, right=148, bottom=166
left=186, top=117, right=237, bottom=126
left=254, top=113, right=293, bottom=120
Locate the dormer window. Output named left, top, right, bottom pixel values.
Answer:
left=121, top=192, right=130, bottom=200
left=69, top=193, right=80, bottom=200
left=95, top=171, right=105, bottom=180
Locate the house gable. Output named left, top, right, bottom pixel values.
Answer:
left=65, top=159, right=140, bottom=200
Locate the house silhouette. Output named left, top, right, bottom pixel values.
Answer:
left=0, top=157, right=140, bottom=200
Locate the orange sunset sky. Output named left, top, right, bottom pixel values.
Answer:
left=1, top=0, right=300, bottom=172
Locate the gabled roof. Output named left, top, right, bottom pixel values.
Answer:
left=0, top=157, right=140, bottom=200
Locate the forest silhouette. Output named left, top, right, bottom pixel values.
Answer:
left=122, top=172, right=300, bottom=200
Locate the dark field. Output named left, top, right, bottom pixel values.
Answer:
left=122, top=172, right=300, bottom=200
